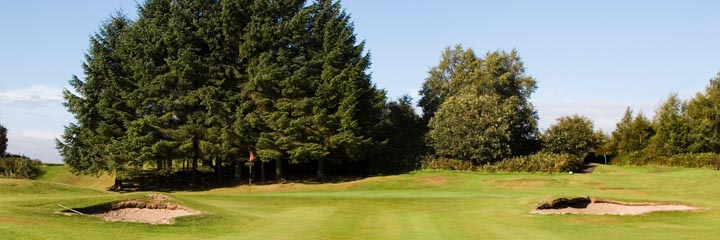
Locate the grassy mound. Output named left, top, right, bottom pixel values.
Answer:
left=35, top=165, right=114, bottom=190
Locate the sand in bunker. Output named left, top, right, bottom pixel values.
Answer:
left=95, top=205, right=199, bottom=225
left=532, top=197, right=700, bottom=215
left=62, top=194, right=200, bottom=225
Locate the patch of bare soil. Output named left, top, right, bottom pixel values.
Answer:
left=532, top=197, right=700, bottom=215
left=60, top=194, right=200, bottom=225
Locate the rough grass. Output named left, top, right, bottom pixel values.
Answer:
left=35, top=165, right=114, bottom=190
left=1, top=165, right=719, bottom=239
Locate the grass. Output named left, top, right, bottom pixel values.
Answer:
left=1, top=164, right=719, bottom=239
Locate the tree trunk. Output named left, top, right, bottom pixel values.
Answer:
left=190, top=138, right=199, bottom=188
left=276, top=158, right=283, bottom=182
left=234, top=160, right=242, bottom=183
left=216, top=157, right=222, bottom=185
left=317, top=159, right=326, bottom=180
left=113, top=175, right=123, bottom=190
left=156, top=158, right=163, bottom=189
left=139, top=164, right=144, bottom=191
left=261, top=161, right=265, bottom=182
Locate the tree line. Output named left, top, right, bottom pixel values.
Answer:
left=605, top=73, right=720, bottom=168
left=59, top=0, right=720, bottom=190
left=57, top=0, right=424, bottom=189
left=418, top=45, right=607, bottom=172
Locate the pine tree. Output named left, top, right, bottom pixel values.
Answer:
left=686, top=72, right=720, bottom=154
left=57, top=13, right=132, bottom=183
left=0, top=123, right=7, bottom=156
left=610, top=108, right=654, bottom=155
left=302, top=0, right=385, bottom=178
left=649, top=94, right=689, bottom=156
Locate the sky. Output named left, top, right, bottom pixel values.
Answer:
left=1, top=1, right=719, bottom=163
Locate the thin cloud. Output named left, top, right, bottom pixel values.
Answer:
left=6, top=129, right=62, bottom=163
left=0, top=85, right=64, bottom=107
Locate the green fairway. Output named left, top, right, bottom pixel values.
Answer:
left=1, top=165, right=719, bottom=239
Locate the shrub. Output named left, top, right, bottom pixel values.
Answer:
left=0, top=156, right=43, bottom=179
left=612, top=151, right=720, bottom=170
left=611, top=151, right=653, bottom=166
left=487, top=152, right=582, bottom=173
left=421, top=157, right=474, bottom=171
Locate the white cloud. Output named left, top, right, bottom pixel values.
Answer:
left=6, top=129, right=63, bottom=163
left=0, top=85, right=64, bottom=107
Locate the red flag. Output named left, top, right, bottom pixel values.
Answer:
left=249, top=151, right=255, bottom=162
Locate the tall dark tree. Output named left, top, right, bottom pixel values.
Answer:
left=685, top=72, right=720, bottom=154
left=649, top=94, right=690, bottom=156
left=242, top=0, right=305, bottom=182
left=366, top=95, right=426, bottom=173
left=287, top=0, right=385, bottom=178
left=609, top=108, right=654, bottom=155
left=57, top=13, right=132, bottom=184
left=0, top=123, right=7, bottom=156
left=59, top=0, right=388, bottom=187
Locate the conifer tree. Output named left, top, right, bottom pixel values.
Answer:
left=649, top=94, right=689, bottom=156
left=0, top=123, right=7, bottom=156
left=57, top=13, right=132, bottom=184
left=302, top=0, right=385, bottom=178
left=686, top=72, right=720, bottom=154
left=609, top=108, right=654, bottom=155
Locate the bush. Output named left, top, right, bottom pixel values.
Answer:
left=421, top=157, right=474, bottom=171
left=612, top=151, right=720, bottom=169
left=0, top=156, right=43, bottom=179
left=611, top=151, right=653, bottom=166
left=486, top=152, right=582, bottom=173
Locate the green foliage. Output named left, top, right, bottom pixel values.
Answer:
left=613, top=152, right=720, bottom=169
left=423, top=46, right=539, bottom=165
left=0, top=123, right=6, bottom=156
left=429, top=94, right=514, bottom=164
left=685, top=72, right=720, bottom=154
left=418, top=45, right=478, bottom=123
left=57, top=13, right=132, bottom=177
left=609, top=108, right=654, bottom=155
left=421, top=157, right=474, bottom=171
left=486, top=152, right=581, bottom=173
left=648, top=94, right=690, bottom=156
left=58, top=0, right=389, bottom=186
left=543, top=115, right=600, bottom=159
left=0, top=156, right=43, bottom=179
left=608, top=71, right=720, bottom=167
left=362, top=96, right=426, bottom=174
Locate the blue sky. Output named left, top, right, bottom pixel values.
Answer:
left=1, top=1, right=719, bottom=163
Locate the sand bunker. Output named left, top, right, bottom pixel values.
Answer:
left=532, top=197, right=700, bottom=215
left=60, top=194, right=200, bottom=224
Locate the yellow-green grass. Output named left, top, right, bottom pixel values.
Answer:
left=35, top=165, right=114, bottom=190
left=1, top=165, right=719, bottom=239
